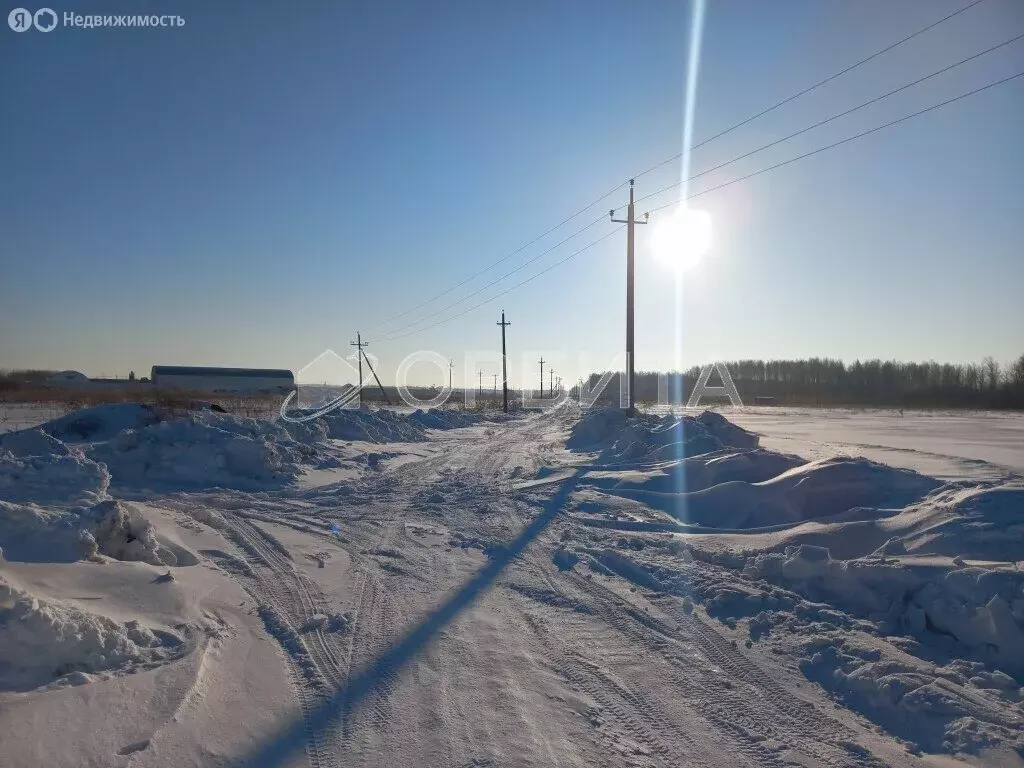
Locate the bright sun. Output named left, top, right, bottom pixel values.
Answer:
left=650, top=207, right=713, bottom=271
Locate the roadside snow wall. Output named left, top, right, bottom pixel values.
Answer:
left=0, top=577, right=183, bottom=691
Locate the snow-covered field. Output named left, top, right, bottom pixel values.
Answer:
left=1, top=402, right=1022, bottom=767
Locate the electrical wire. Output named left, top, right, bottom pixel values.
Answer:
left=377, top=69, right=1024, bottom=344
left=644, top=70, right=1024, bottom=216
left=630, top=0, right=993, bottom=181
left=375, top=212, right=609, bottom=341
left=363, top=0, right=993, bottom=337
left=635, top=32, right=1024, bottom=207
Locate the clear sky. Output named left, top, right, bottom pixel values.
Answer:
left=2, top=0, right=1022, bottom=388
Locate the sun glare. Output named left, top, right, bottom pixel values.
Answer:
left=651, top=207, right=713, bottom=271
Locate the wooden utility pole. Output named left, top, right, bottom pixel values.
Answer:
left=538, top=356, right=545, bottom=398
left=611, top=180, right=648, bottom=411
left=493, top=373, right=498, bottom=396
left=497, top=310, right=511, bottom=413
left=549, top=368, right=554, bottom=397
left=350, top=332, right=368, bottom=406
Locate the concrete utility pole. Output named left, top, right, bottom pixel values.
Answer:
left=493, top=373, right=498, bottom=396
left=538, top=356, right=545, bottom=398
left=478, top=369, right=483, bottom=395
left=611, top=179, right=648, bottom=412
left=448, top=358, right=454, bottom=394
left=350, top=332, right=369, bottom=406
left=497, top=310, right=511, bottom=413
left=549, top=368, right=554, bottom=397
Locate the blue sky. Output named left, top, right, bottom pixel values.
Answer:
left=2, top=0, right=1022, bottom=387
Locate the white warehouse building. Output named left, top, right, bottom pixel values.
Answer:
left=151, top=366, right=294, bottom=394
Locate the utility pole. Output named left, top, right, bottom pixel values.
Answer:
left=448, top=358, right=454, bottom=394
left=611, top=179, right=648, bottom=412
left=549, top=368, right=554, bottom=397
left=538, top=356, right=545, bottom=398
left=497, top=310, right=511, bottom=413
left=493, top=373, right=498, bottom=396
left=478, top=369, right=483, bottom=396
left=350, top=331, right=368, bottom=406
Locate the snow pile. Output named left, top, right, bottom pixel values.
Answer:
left=90, top=411, right=325, bottom=490
left=889, top=484, right=1024, bottom=563
left=38, top=403, right=163, bottom=442
left=582, top=447, right=804, bottom=496
left=78, top=500, right=166, bottom=565
left=319, top=408, right=426, bottom=442
left=0, top=428, right=70, bottom=457
left=799, top=633, right=1024, bottom=754
left=694, top=410, right=759, bottom=450
left=0, top=577, right=182, bottom=691
left=746, top=544, right=1024, bottom=678
left=0, top=498, right=188, bottom=566
left=0, top=445, right=109, bottom=507
left=407, top=408, right=497, bottom=430
left=568, top=407, right=758, bottom=463
left=601, top=456, right=939, bottom=529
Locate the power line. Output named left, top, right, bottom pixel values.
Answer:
left=644, top=70, right=1024, bottom=216
left=636, top=32, right=1024, bottom=206
left=630, top=0, right=993, bottom=181
left=365, top=182, right=626, bottom=333
left=379, top=48, right=1023, bottom=345
left=374, top=69, right=1023, bottom=345
left=375, top=226, right=623, bottom=343
left=376, top=212, right=608, bottom=341
left=363, top=0, right=992, bottom=338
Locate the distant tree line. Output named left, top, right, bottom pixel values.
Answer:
left=576, top=355, right=1024, bottom=409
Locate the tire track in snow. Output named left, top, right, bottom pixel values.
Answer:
left=563, top=571, right=886, bottom=767
left=221, top=516, right=352, bottom=768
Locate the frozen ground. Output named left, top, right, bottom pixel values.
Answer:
left=721, top=408, right=1024, bottom=482
left=1, top=402, right=1022, bottom=767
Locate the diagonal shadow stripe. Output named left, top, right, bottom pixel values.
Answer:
left=244, top=468, right=584, bottom=767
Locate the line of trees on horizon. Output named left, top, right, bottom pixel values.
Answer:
left=578, top=354, right=1024, bottom=410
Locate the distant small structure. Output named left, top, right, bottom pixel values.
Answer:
left=45, top=370, right=91, bottom=387
left=43, top=370, right=147, bottom=391
left=151, top=366, right=294, bottom=394
left=753, top=396, right=777, bottom=406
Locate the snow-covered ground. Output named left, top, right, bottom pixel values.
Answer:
left=723, top=408, right=1024, bottom=482
left=1, top=402, right=1022, bottom=767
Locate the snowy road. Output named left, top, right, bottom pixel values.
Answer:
left=195, top=412, right=925, bottom=768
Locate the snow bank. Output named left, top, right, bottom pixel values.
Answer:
left=891, top=484, right=1024, bottom=563
left=746, top=544, right=1024, bottom=678
left=0, top=577, right=183, bottom=691
left=319, top=408, right=426, bottom=442
left=0, top=428, right=70, bottom=457
left=0, top=498, right=189, bottom=566
left=90, top=412, right=329, bottom=490
left=799, top=633, right=1024, bottom=754
left=38, top=403, right=163, bottom=442
left=568, top=407, right=758, bottom=463
left=407, top=408, right=500, bottom=430
left=602, top=456, right=939, bottom=530
left=582, top=448, right=804, bottom=496
left=0, top=447, right=109, bottom=507
left=79, top=500, right=168, bottom=565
